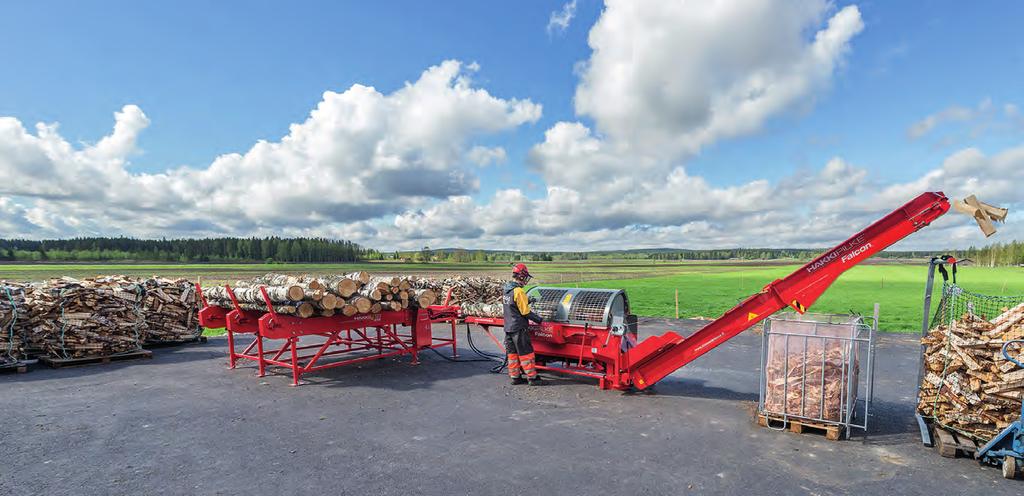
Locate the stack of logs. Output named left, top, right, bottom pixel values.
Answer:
left=411, top=276, right=506, bottom=318
left=24, top=276, right=148, bottom=359
left=14, top=276, right=203, bottom=359
left=138, top=277, right=202, bottom=344
left=918, top=303, right=1024, bottom=441
left=202, top=272, right=438, bottom=318
left=1, top=283, right=29, bottom=365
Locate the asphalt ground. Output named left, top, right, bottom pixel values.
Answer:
left=2, top=318, right=1021, bottom=495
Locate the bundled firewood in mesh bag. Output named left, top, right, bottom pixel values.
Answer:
left=0, top=283, right=30, bottom=365
left=201, top=272, right=439, bottom=318
left=917, top=300, right=1024, bottom=441
left=24, top=276, right=147, bottom=359
left=762, top=317, right=861, bottom=423
left=138, top=278, right=202, bottom=344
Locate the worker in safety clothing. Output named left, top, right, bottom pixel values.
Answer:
left=504, top=263, right=544, bottom=385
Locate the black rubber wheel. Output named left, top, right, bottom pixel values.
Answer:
left=1002, top=456, right=1017, bottom=480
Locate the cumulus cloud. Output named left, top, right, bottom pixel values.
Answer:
left=0, top=60, right=540, bottom=238
left=547, top=0, right=578, bottom=35
left=573, top=0, right=863, bottom=156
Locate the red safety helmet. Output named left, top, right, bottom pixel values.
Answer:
left=512, top=263, right=532, bottom=280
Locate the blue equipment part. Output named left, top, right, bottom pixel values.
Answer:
left=975, top=339, right=1024, bottom=479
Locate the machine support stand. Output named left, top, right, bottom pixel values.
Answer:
left=226, top=329, right=237, bottom=369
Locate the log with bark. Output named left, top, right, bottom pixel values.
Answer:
left=917, top=305, right=1024, bottom=441
left=201, top=273, right=503, bottom=320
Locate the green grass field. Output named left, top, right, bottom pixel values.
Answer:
left=1, top=260, right=1021, bottom=332
left=554, top=264, right=1024, bottom=331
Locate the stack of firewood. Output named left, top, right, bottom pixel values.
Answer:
left=763, top=336, right=855, bottom=422
left=0, top=283, right=29, bottom=365
left=410, top=276, right=505, bottom=312
left=202, top=272, right=438, bottom=318
left=917, top=302, right=1024, bottom=440
left=138, top=277, right=202, bottom=343
left=24, top=276, right=147, bottom=359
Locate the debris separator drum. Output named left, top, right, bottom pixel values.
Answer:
left=460, top=287, right=641, bottom=389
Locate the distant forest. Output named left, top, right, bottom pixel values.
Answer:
left=0, top=237, right=380, bottom=263
left=0, top=237, right=1020, bottom=266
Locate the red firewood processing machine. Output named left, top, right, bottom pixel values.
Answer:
left=435, top=191, right=995, bottom=390
left=198, top=191, right=997, bottom=389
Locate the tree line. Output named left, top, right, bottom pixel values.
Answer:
left=0, top=237, right=1019, bottom=266
left=956, top=241, right=1024, bottom=267
left=0, top=237, right=379, bottom=263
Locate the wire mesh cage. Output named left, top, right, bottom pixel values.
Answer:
left=917, top=283, right=1024, bottom=441
left=758, top=312, right=876, bottom=437
left=931, top=284, right=1024, bottom=330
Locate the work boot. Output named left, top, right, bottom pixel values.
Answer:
left=527, top=376, right=544, bottom=386
left=510, top=377, right=527, bottom=385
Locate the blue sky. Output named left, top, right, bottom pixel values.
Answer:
left=0, top=1, right=1021, bottom=250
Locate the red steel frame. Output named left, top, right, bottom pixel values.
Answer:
left=197, top=284, right=460, bottom=385
left=447, top=192, right=954, bottom=391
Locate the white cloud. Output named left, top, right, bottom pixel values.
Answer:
left=0, top=60, right=541, bottom=238
left=466, top=145, right=507, bottom=166
left=573, top=0, right=863, bottom=157
left=547, top=0, right=578, bottom=35
left=907, top=98, right=992, bottom=140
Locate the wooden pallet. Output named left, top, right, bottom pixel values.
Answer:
left=143, top=335, right=207, bottom=349
left=758, top=414, right=843, bottom=441
left=38, top=349, right=153, bottom=369
left=0, top=360, right=31, bottom=374
left=932, top=425, right=979, bottom=458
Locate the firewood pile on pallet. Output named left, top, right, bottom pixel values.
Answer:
left=138, top=277, right=202, bottom=344
left=918, top=302, right=1024, bottom=441
left=763, top=340, right=850, bottom=421
left=201, top=273, right=506, bottom=318
left=19, top=276, right=202, bottom=359
left=760, top=315, right=864, bottom=424
left=0, top=276, right=203, bottom=364
left=1, top=283, right=29, bottom=365
left=24, top=277, right=147, bottom=359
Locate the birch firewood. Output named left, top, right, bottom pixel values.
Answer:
left=918, top=308, right=1024, bottom=441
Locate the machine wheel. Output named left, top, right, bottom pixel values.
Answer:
left=1002, top=456, right=1017, bottom=480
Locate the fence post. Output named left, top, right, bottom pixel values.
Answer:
left=675, top=289, right=679, bottom=319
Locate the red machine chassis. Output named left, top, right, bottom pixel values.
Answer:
left=197, top=286, right=460, bottom=385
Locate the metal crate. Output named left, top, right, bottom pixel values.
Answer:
left=758, top=311, right=876, bottom=438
